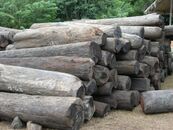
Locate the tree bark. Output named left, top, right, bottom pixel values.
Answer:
left=0, top=56, right=95, bottom=81
left=117, top=50, right=138, bottom=61
left=93, top=101, right=110, bottom=117
left=116, top=60, right=140, bottom=75
left=102, top=38, right=122, bottom=53
left=0, top=41, right=101, bottom=63
left=98, top=50, right=116, bottom=69
left=120, top=26, right=144, bottom=37
left=121, top=33, right=143, bottom=49
left=93, top=65, right=110, bottom=86
left=95, top=82, right=114, bottom=96
left=0, top=64, right=85, bottom=98
left=144, top=26, right=162, bottom=40
left=141, top=90, right=173, bottom=114
left=83, top=79, right=97, bottom=96
left=117, top=75, right=131, bottom=90
left=131, top=78, right=151, bottom=92
left=83, top=96, right=95, bottom=121
left=14, top=25, right=107, bottom=49
left=0, top=92, right=84, bottom=129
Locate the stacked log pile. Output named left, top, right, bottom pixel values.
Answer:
left=0, top=13, right=172, bottom=129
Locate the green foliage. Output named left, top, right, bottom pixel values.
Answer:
left=0, top=0, right=57, bottom=29
left=0, top=0, right=154, bottom=29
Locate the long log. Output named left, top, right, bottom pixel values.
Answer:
left=144, top=26, right=162, bottom=40
left=0, top=56, right=95, bottom=81
left=141, top=90, right=173, bottom=114
left=83, top=96, right=95, bottom=121
left=0, top=92, right=84, bottom=129
left=0, top=41, right=101, bottom=63
left=93, top=101, right=110, bottom=117
left=30, top=22, right=122, bottom=38
left=102, top=38, right=122, bottom=53
left=98, top=50, right=116, bottom=69
left=14, top=26, right=107, bottom=49
left=75, top=14, right=164, bottom=27
left=95, top=82, right=114, bottom=96
left=83, top=80, right=97, bottom=96
left=120, top=26, right=144, bottom=37
left=0, top=64, right=85, bottom=98
left=117, top=75, right=131, bottom=90
left=117, top=50, right=138, bottom=61
left=121, top=33, right=143, bottom=49
left=131, top=78, right=150, bottom=92
left=93, top=65, right=110, bottom=86
left=116, top=60, right=140, bottom=75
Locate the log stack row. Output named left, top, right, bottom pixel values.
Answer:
left=0, top=13, right=172, bottom=129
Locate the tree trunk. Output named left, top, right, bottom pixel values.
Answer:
left=121, top=33, right=143, bottom=49
left=93, top=101, right=110, bottom=117
left=0, top=64, right=85, bottom=98
left=0, top=56, right=95, bottom=81
left=83, top=79, right=97, bottom=96
left=120, top=26, right=144, bottom=37
left=95, top=82, right=114, bottom=96
left=117, top=75, right=131, bottom=90
left=144, top=27, right=162, bottom=40
left=116, top=60, right=140, bottom=75
left=93, top=65, right=110, bottom=86
left=119, top=38, right=131, bottom=54
left=117, top=50, right=138, bottom=61
left=141, top=90, right=173, bottom=114
left=14, top=25, right=107, bottom=49
left=83, top=96, right=95, bottom=121
left=102, top=38, right=122, bottom=53
left=0, top=41, right=101, bottom=63
left=74, top=14, right=164, bottom=27
left=98, top=50, right=116, bottom=69
left=131, top=78, right=151, bottom=92
left=0, top=92, right=84, bottom=130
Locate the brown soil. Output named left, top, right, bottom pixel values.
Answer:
left=0, top=75, right=173, bottom=130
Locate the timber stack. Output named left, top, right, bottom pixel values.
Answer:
left=0, top=13, right=172, bottom=129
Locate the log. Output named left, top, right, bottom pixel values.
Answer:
left=138, top=45, right=146, bottom=61
left=136, top=63, right=150, bottom=78
left=98, top=50, right=116, bottom=69
left=14, top=26, right=107, bottom=49
left=119, top=38, right=131, bottom=54
left=131, top=91, right=140, bottom=107
left=108, top=69, right=118, bottom=88
left=150, top=73, right=161, bottom=90
left=102, top=38, right=122, bottom=53
left=120, top=26, right=144, bottom=37
left=0, top=56, right=95, bottom=81
left=131, top=78, right=150, bottom=92
left=117, top=50, right=138, bottom=61
left=0, top=26, right=21, bottom=34
left=0, top=92, right=84, bottom=129
left=141, top=90, right=173, bottom=114
left=160, top=69, right=165, bottom=82
left=93, top=65, right=110, bottom=86
left=83, top=80, right=97, bottom=96
left=117, top=75, right=131, bottom=90
left=159, top=51, right=165, bottom=62
left=93, top=101, right=110, bottom=117
left=141, top=56, right=159, bottom=76
left=0, top=64, right=85, bottom=98
left=76, top=14, right=164, bottom=27
left=0, top=31, right=16, bottom=43
left=150, top=46, right=160, bottom=58
left=116, top=60, right=140, bottom=75
left=95, top=82, right=114, bottom=96
left=0, top=41, right=101, bottom=63
left=144, top=27, right=162, bottom=40
left=165, top=25, right=173, bottom=38
left=0, top=35, right=9, bottom=48
left=121, top=33, right=143, bottom=49
left=112, top=90, right=136, bottom=110
left=6, top=44, right=15, bottom=50
left=27, top=121, right=42, bottom=130
left=31, top=22, right=122, bottom=38
left=83, top=96, right=95, bottom=121
left=143, top=39, right=151, bottom=55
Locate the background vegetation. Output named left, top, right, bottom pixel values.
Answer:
left=0, top=0, right=154, bottom=29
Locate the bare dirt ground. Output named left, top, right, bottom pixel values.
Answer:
left=0, top=75, right=173, bottom=130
